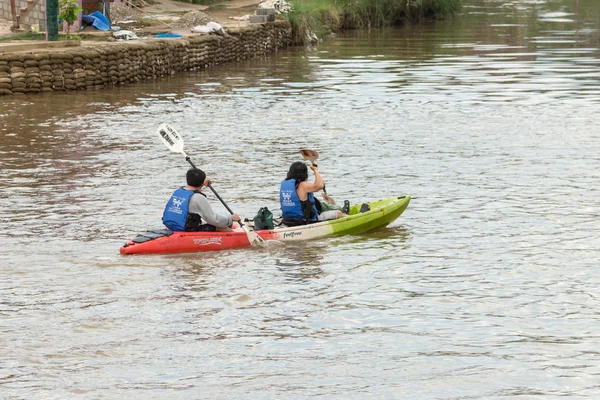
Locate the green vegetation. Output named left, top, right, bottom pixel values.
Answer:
left=0, top=31, right=46, bottom=41
left=206, top=4, right=228, bottom=10
left=286, top=0, right=462, bottom=44
left=59, top=0, right=83, bottom=40
left=286, top=0, right=342, bottom=43
left=0, top=31, right=81, bottom=41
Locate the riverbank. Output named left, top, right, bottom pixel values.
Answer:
left=0, top=0, right=461, bottom=95
left=0, top=21, right=290, bottom=95
left=1, top=0, right=462, bottom=42
left=286, top=0, right=462, bottom=44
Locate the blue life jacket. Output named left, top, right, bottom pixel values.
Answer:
left=163, top=187, right=214, bottom=232
left=280, top=179, right=318, bottom=221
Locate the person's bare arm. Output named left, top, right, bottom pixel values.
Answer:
left=297, top=165, right=324, bottom=200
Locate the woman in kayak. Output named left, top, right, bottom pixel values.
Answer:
left=280, top=161, right=346, bottom=226
left=163, top=168, right=241, bottom=232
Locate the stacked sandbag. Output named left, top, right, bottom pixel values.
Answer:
left=0, top=21, right=292, bottom=96
left=142, top=43, right=160, bottom=78
left=38, top=57, right=54, bottom=92
left=7, top=57, right=24, bottom=94
left=0, top=56, right=16, bottom=95
left=89, top=50, right=106, bottom=89
left=23, top=57, right=43, bottom=93
left=0, top=57, right=11, bottom=95
left=49, top=53, right=69, bottom=91
left=6, top=56, right=29, bottom=94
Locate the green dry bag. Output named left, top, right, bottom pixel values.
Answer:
left=253, top=207, right=274, bottom=230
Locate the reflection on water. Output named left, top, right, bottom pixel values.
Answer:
left=274, top=242, right=328, bottom=282
left=1, top=0, right=600, bottom=398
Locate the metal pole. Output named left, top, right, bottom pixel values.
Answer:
left=10, top=0, right=19, bottom=31
left=46, top=0, right=58, bottom=41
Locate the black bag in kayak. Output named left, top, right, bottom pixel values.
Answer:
left=253, top=207, right=274, bottom=230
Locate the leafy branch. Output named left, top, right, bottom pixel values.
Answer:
left=59, top=0, right=83, bottom=40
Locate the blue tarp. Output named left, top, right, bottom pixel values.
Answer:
left=154, top=33, right=183, bottom=39
left=82, top=11, right=110, bottom=31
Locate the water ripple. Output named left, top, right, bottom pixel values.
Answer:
left=1, top=0, right=600, bottom=398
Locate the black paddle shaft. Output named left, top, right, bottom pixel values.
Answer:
left=185, top=156, right=236, bottom=216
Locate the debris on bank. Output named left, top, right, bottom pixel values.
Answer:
left=259, top=0, right=292, bottom=14
left=111, top=3, right=143, bottom=24
left=230, top=0, right=290, bottom=24
left=113, top=30, right=139, bottom=40
left=172, top=11, right=215, bottom=29
left=83, top=4, right=221, bottom=40
left=191, top=22, right=225, bottom=36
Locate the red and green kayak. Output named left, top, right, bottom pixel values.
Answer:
left=119, top=196, right=410, bottom=255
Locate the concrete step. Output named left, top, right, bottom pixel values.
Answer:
left=256, top=8, right=276, bottom=16
left=249, top=15, right=267, bottom=23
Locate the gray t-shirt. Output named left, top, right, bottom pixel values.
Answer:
left=188, top=192, right=232, bottom=229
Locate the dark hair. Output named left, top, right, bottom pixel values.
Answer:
left=286, top=161, right=308, bottom=182
left=186, top=168, right=206, bottom=187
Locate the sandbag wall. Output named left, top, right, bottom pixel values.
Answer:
left=0, top=21, right=292, bottom=96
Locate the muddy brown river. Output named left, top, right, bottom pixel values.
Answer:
left=1, top=0, right=599, bottom=398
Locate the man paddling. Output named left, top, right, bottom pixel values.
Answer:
left=163, top=168, right=241, bottom=232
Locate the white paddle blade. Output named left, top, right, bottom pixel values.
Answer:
left=242, top=225, right=265, bottom=246
left=157, top=124, right=185, bottom=154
